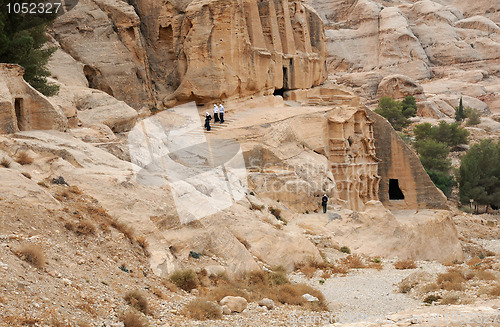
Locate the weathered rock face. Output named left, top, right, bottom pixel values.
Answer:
left=131, top=0, right=327, bottom=105
left=0, top=64, right=67, bottom=134
left=376, top=74, right=423, bottom=99
left=52, top=0, right=155, bottom=110
left=366, top=109, right=448, bottom=210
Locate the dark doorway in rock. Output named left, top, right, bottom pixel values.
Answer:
left=283, top=66, right=288, bottom=89
left=389, top=178, right=405, bottom=200
left=273, top=88, right=285, bottom=96
left=14, top=98, right=24, bottom=131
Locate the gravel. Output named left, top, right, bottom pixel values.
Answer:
left=290, top=261, right=448, bottom=323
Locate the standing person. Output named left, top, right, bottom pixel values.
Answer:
left=321, top=194, right=328, bottom=213
left=204, top=112, right=212, bottom=131
left=213, top=104, right=219, bottom=123
left=219, top=104, right=225, bottom=123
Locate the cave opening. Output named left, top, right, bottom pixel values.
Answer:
left=388, top=178, right=405, bottom=200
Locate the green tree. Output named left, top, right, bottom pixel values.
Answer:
left=425, top=168, right=456, bottom=196
left=0, top=0, right=59, bottom=95
left=414, top=121, right=468, bottom=147
left=458, top=140, right=500, bottom=212
left=401, top=96, right=418, bottom=118
left=415, top=139, right=451, bottom=172
left=455, top=97, right=465, bottom=122
left=374, top=96, right=417, bottom=131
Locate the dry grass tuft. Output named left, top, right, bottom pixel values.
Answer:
left=182, top=298, right=222, bottom=320
left=250, top=202, right=265, bottom=211
left=340, top=254, right=365, bottom=269
left=136, top=236, right=149, bottom=250
left=120, top=310, right=147, bottom=327
left=394, top=259, right=417, bottom=270
left=440, top=294, right=460, bottom=305
left=111, top=220, right=135, bottom=242
left=124, top=289, right=149, bottom=315
left=16, top=151, right=33, bottom=165
left=15, top=243, right=46, bottom=268
left=169, top=269, right=199, bottom=291
left=437, top=270, right=466, bottom=291
left=76, top=220, right=96, bottom=235
left=0, top=157, right=11, bottom=168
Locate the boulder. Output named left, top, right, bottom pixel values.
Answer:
left=377, top=74, right=423, bottom=99
left=76, top=91, right=138, bottom=132
left=258, top=298, right=274, bottom=310
left=220, top=296, right=248, bottom=313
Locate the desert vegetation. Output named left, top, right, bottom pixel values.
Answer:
left=375, top=96, right=417, bottom=131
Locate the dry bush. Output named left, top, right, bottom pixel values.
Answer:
left=203, top=283, right=249, bottom=302
left=75, top=220, right=96, bottom=235
left=329, top=264, right=349, bottom=275
left=16, top=243, right=46, bottom=268
left=136, top=236, right=149, bottom=250
left=488, top=283, right=500, bottom=296
left=340, top=254, right=365, bottom=269
left=124, top=289, right=149, bottom=315
left=169, top=269, right=199, bottom=291
left=0, top=157, right=11, bottom=168
left=437, top=270, right=466, bottom=291
left=151, top=286, right=168, bottom=300
left=161, top=279, right=178, bottom=292
left=111, top=220, right=135, bottom=242
left=423, top=294, right=441, bottom=304
left=250, top=202, right=265, bottom=211
left=394, top=260, right=417, bottom=270
left=120, top=310, right=147, bottom=327
left=277, top=283, right=327, bottom=311
left=69, top=185, right=82, bottom=194
left=467, top=257, right=482, bottom=268
left=21, top=172, right=32, bottom=179
left=472, top=270, right=497, bottom=281
left=339, top=246, right=350, bottom=254
left=440, top=294, right=460, bottom=305
left=16, top=151, right=33, bottom=165
left=300, top=264, right=317, bottom=278
left=269, top=269, right=289, bottom=286
left=321, top=271, right=331, bottom=279
left=182, top=298, right=222, bottom=320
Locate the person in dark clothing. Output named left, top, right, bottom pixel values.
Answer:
left=204, top=112, right=212, bottom=131
left=321, top=194, right=328, bottom=213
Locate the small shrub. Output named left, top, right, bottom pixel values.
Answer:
left=250, top=202, right=265, bottom=211
left=269, top=207, right=282, bottom=220
left=340, top=246, right=351, bottom=254
left=488, top=283, right=500, bottom=296
left=437, top=270, right=466, bottom=291
left=320, top=271, right=331, bottom=279
left=136, top=235, right=149, bottom=250
left=182, top=298, right=222, bottom=320
left=423, top=294, right=441, bottom=304
left=124, top=289, right=149, bottom=314
left=75, top=220, right=96, bottom=235
left=341, top=254, right=364, bottom=269
left=16, top=243, right=46, bottom=268
left=440, top=294, right=460, bottom=305
left=394, top=259, right=417, bottom=270
left=120, top=310, right=147, bottom=327
left=0, top=157, right=11, bottom=168
left=465, top=107, right=481, bottom=126
left=472, top=270, right=496, bottom=281
left=16, top=151, right=33, bottom=165
left=169, top=269, right=199, bottom=291
left=269, top=270, right=289, bottom=286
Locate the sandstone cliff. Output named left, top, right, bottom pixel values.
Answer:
left=50, top=0, right=327, bottom=109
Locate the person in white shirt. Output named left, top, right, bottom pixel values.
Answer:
left=219, top=104, right=225, bottom=123
left=213, top=104, right=219, bottom=123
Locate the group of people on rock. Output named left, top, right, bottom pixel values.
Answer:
left=204, top=104, right=225, bottom=131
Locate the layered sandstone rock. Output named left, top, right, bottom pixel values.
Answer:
left=0, top=64, right=67, bottom=134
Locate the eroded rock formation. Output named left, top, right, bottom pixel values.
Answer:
left=50, top=0, right=327, bottom=109
left=0, top=64, right=67, bottom=134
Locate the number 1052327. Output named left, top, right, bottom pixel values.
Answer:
left=6, top=2, right=62, bottom=14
